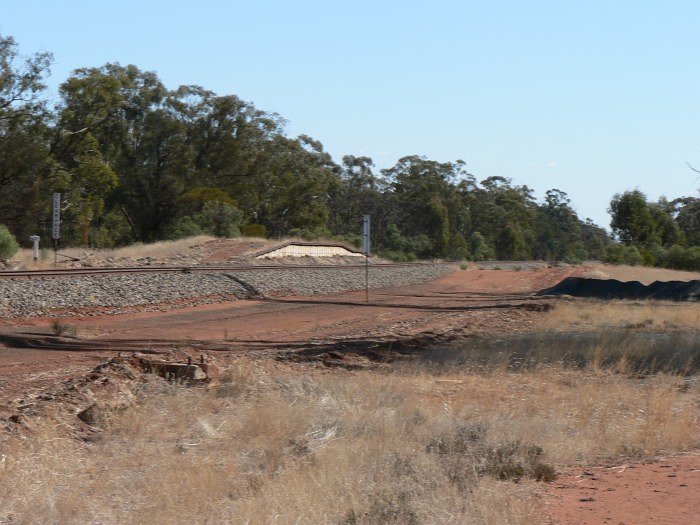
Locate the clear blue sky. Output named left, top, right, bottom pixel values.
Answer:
left=3, top=1, right=699, bottom=228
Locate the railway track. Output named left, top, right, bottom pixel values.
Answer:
left=0, top=261, right=450, bottom=279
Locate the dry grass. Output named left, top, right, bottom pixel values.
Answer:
left=9, top=235, right=219, bottom=269
left=542, top=299, right=700, bottom=332
left=0, top=353, right=696, bottom=524
left=8, top=235, right=351, bottom=269
left=583, top=262, right=700, bottom=284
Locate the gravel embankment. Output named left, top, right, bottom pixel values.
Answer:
left=0, top=264, right=453, bottom=318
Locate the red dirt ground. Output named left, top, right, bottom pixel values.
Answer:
left=0, top=266, right=568, bottom=408
left=1, top=266, right=570, bottom=346
left=545, top=455, right=700, bottom=524
left=1, top=264, right=698, bottom=524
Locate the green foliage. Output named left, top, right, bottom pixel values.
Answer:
left=496, top=223, right=531, bottom=260
left=606, top=191, right=700, bottom=271
left=241, top=224, right=267, bottom=238
left=674, top=197, right=700, bottom=245
left=288, top=226, right=332, bottom=241
left=179, top=187, right=236, bottom=214
left=167, top=202, right=242, bottom=239
left=609, top=190, right=658, bottom=246
left=447, top=233, right=469, bottom=260
left=90, top=209, right=135, bottom=248
left=468, top=232, right=493, bottom=261
left=534, top=189, right=586, bottom=260
left=0, top=224, right=19, bottom=259
left=662, top=245, right=700, bottom=271
left=382, top=250, right=417, bottom=262
left=563, top=242, right=588, bottom=264
left=0, top=36, right=54, bottom=239
left=166, top=217, right=204, bottom=240
left=196, top=202, right=242, bottom=238
left=603, top=244, right=643, bottom=266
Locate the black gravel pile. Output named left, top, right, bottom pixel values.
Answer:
left=537, top=277, right=700, bottom=301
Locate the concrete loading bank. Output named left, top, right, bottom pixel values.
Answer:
left=254, top=241, right=365, bottom=259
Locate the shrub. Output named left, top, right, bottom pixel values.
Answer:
left=51, top=319, right=76, bottom=337
left=178, top=187, right=236, bottom=214
left=665, top=244, right=700, bottom=271
left=288, top=226, right=331, bottom=241
left=638, top=246, right=655, bottom=266
left=448, top=233, right=470, bottom=260
left=166, top=216, right=204, bottom=240
left=0, top=225, right=19, bottom=260
left=381, top=250, right=416, bottom=262
left=563, top=242, right=588, bottom=264
left=468, top=232, right=494, bottom=261
left=604, top=244, right=643, bottom=266
left=166, top=202, right=242, bottom=239
left=405, top=234, right=432, bottom=259
left=483, top=442, right=556, bottom=482
left=91, top=210, right=135, bottom=248
left=242, top=224, right=267, bottom=238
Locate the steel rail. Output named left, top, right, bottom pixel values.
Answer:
left=0, top=261, right=452, bottom=279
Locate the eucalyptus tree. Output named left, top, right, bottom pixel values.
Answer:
left=0, top=35, right=54, bottom=238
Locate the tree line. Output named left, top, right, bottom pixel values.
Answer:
left=607, top=190, right=699, bottom=270
left=0, top=35, right=697, bottom=269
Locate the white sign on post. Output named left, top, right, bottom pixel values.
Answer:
left=363, top=215, right=370, bottom=256
left=52, top=193, right=61, bottom=240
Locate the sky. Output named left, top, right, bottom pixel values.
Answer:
left=3, top=0, right=700, bottom=228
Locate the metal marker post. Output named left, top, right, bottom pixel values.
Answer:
left=52, top=193, right=61, bottom=266
left=363, top=215, right=370, bottom=303
left=29, top=235, right=40, bottom=262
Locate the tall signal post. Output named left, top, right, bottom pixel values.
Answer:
left=52, top=193, right=61, bottom=266
left=363, top=215, right=370, bottom=303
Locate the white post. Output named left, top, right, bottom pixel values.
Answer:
left=29, top=235, right=40, bottom=262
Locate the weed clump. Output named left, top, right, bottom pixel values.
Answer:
left=483, top=442, right=556, bottom=482
left=426, top=424, right=556, bottom=485
left=51, top=319, right=76, bottom=337
left=0, top=225, right=18, bottom=260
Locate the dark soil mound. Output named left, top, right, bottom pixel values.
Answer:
left=537, top=277, right=700, bottom=301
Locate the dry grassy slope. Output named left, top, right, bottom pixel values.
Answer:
left=583, top=262, right=700, bottom=284
left=8, top=236, right=381, bottom=270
